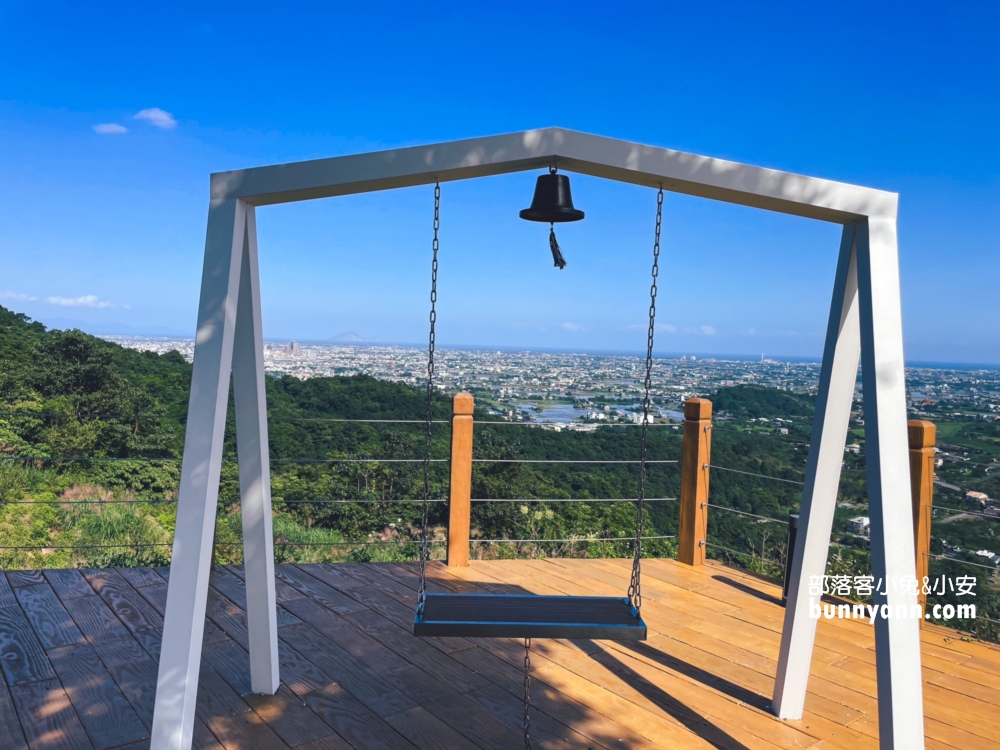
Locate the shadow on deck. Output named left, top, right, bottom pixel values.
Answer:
left=0, top=558, right=998, bottom=749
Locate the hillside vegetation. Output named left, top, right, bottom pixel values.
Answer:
left=1, top=306, right=994, bottom=641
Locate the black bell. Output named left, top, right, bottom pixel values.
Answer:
left=519, top=173, right=585, bottom=223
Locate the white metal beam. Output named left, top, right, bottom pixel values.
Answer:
left=210, top=128, right=897, bottom=223
left=151, top=198, right=246, bottom=750
left=773, top=224, right=861, bottom=718
left=856, top=217, right=925, bottom=748
left=232, top=205, right=280, bottom=694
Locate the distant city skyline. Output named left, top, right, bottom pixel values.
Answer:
left=99, top=333, right=1000, bottom=371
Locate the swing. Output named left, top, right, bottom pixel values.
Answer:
left=412, top=170, right=665, bottom=642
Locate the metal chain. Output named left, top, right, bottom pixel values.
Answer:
left=523, top=638, right=532, bottom=749
left=417, top=182, right=440, bottom=614
left=629, top=186, right=663, bottom=616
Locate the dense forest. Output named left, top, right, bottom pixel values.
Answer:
left=0, top=305, right=995, bottom=639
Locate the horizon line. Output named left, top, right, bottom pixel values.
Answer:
left=95, top=333, right=1000, bottom=371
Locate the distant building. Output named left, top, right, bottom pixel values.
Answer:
left=974, top=550, right=1000, bottom=567
left=847, top=516, right=870, bottom=536
left=966, top=491, right=991, bottom=506
left=845, top=443, right=861, bottom=455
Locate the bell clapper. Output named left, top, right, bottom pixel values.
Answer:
left=549, top=223, right=566, bottom=270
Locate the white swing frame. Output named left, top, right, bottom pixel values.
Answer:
left=151, top=127, right=924, bottom=750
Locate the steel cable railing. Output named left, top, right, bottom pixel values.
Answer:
left=706, top=464, right=805, bottom=486
left=471, top=497, right=677, bottom=503
left=0, top=421, right=680, bottom=556
left=0, top=412, right=450, bottom=424
left=706, top=503, right=788, bottom=524
left=472, top=458, right=677, bottom=464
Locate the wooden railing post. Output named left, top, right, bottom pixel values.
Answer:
left=447, top=392, right=474, bottom=567
left=908, top=419, right=935, bottom=609
left=679, top=398, right=712, bottom=566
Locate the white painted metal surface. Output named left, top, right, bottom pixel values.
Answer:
left=153, top=128, right=920, bottom=749
left=210, top=128, right=896, bottom=222
left=773, top=224, right=862, bottom=718
left=856, top=217, right=924, bottom=748
left=232, top=205, right=280, bottom=694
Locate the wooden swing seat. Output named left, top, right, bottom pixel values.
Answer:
left=413, top=593, right=647, bottom=640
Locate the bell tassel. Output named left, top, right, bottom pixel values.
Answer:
left=549, top=226, right=567, bottom=270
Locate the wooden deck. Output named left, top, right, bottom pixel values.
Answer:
left=0, top=559, right=998, bottom=750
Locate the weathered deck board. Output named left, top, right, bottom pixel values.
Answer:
left=0, top=571, right=18, bottom=608
left=0, top=678, right=29, bottom=750
left=83, top=569, right=163, bottom=634
left=0, top=605, right=56, bottom=685
left=14, top=583, right=84, bottom=651
left=47, top=643, right=149, bottom=749
left=9, top=678, right=93, bottom=749
left=0, top=559, right=997, bottom=749
left=43, top=569, right=94, bottom=601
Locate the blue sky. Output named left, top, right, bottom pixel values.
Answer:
left=1, top=1, right=997, bottom=363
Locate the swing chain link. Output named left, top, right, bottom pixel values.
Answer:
left=417, top=181, right=440, bottom=615
left=629, top=185, right=663, bottom=616
left=523, top=638, right=532, bottom=749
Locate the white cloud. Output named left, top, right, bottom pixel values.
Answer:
left=0, top=291, right=38, bottom=302
left=747, top=328, right=757, bottom=336
left=134, top=108, right=177, bottom=129
left=45, top=295, right=114, bottom=309
left=657, top=323, right=677, bottom=333
left=561, top=322, right=584, bottom=331
left=93, top=123, right=128, bottom=134
left=700, top=325, right=717, bottom=336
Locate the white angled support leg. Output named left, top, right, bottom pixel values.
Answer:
left=151, top=198, right=247, bottom=750
left=773, top=224, right=861, bottom=719
left=232, top=205, right=279, bottom=694
left=857, top=216, right=925, bottom=749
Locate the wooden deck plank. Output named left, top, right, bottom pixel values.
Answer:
left=447, top=641, right=658, bottom=749
left=83, top=570, right=163, bottom=634
left=276, top=640, right=332, bottom=698
left=0, top=605, right=56, bottom=685
left=0, top=571, right=16, bottom=608
left=224, top=564, right=305, bottom=604
left=62, top=593, right=129, bottom=640
left=92, top=637, right=160, bottom=728
left=207, top=569, right=300, bottom=628
left=43, top=569, right=94, bottom=601
left=130, top=628, right=251, bottom=724
left=290, top=735, right=353, bottom=750
left=114, top=567, right=164, bottom=589
left=205, top=710, right=292, bottom=750
left=47, top=644, right=148, bottom=750
left=14, top=584, right=84, bottom=651
left=383, top=706, right=482, bottom=750
left=271, top=565, right=367, bottom=615
left=341, top=608, right=490, bottom=693
left=380, top=663, right=526, bottom=750
left=277, top=622, right=417, bottom=717
left=5, top=571, right=44, bottom=589
left=278, top=598, right=400, bottom=673
left=242, top=686, right=336, bottom=747
left=9, top=678, right=93, bottom=750
left=0, top=678, right=29, bottom=750
left=301, top=684, right=417, bottom=750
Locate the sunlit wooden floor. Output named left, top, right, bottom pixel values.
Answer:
left=1, top=558, right=998, bottom=749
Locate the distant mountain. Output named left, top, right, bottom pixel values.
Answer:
left=330, top=331, right=366, bottom=342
